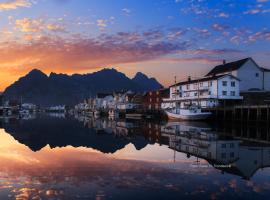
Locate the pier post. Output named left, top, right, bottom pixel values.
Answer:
left=257, top=106, right=261, bottom=121
left=247, top=108, right=250, bottom=121
left=266, top=105, right=270, bottom=121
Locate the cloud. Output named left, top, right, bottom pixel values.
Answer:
left=14, top=17, right=66, bottom=34
left=248, top=31, right=270, bottom=42
left=47, top=24, right=66, bottom=32
left=15, top=18, right=43, bottom=33
left=122, top=8, right=131, bottom=16
left=212, top=23, right=229, bottom=31
left=0, top=0, right=31, bottom=10
left=0, top=31, right=190, bottom=75
left=218, top=12, right=229, bottom=18
left=164, top=57, right=221, bottom=64
left=96, top=17, right=114, bottom=30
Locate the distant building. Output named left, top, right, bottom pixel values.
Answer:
left=206, top=57, right=270, bottom=91
left=144, top=88, right=169, bottom=111
left=162, top=74, right=242, bottom=109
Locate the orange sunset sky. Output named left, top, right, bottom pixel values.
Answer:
left=0, top=0, right=270, bottom=91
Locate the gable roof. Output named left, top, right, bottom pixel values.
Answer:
left=170, top=74, right=240, bottom=87
left=261, top=67, right=270, bottom=72
left=206, top=57, right=251, bottom=77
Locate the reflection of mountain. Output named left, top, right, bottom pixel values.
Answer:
left=2, top=115, right=148, bottom=153
left=161, top=122, right=270, bottom=180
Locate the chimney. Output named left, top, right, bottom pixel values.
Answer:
left=223, top=60, right=226, bottom=65
left=188, top=76, right=191, bottom=82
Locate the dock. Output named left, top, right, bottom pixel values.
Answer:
left=203, top=105, right=270, bottom=122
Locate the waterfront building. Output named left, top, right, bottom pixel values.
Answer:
left=206, top=57, right=270, bottom=91
left=143, top=88, right=169, bottom=111
left=162, top=74, right=243, bottom=109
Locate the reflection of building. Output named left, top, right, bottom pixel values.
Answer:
left=162, top=122, right=240, bottom=164
left=161, top=122, right=270, bottom=180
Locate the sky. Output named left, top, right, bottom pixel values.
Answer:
left=0, top=0, right=270, bottom=90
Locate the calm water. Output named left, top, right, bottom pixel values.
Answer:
left=0, top=114, right=270, bottom=200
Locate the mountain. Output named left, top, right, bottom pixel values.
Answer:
left=3, top=68, right=163, bottom=106
left=132, top=72, right=163, bottom=91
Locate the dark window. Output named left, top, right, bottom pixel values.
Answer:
left=230, top=152, right=235, bottom=158
left=231, top=81, right=235, bottom=87
left=222, top=81, right=227, bottom=86
left=230, top=91, right=235, bottom=96
left=221, top=144, right=226, bottom=148
left=256, top=73, right=259, bottom=77
left=230, top=143, right=234, bottom=148
left=221, top=153, right=226, bottom=158
left=222, top=91, right=227, bottom=96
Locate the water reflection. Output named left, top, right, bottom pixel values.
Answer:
left=0, top=114, right=270, bottom=199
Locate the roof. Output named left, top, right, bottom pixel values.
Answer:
left=206, top=58, right=251, bottom=76
left=261, top=67, right=270, bottom=72
left=96, top=93, right=113, bottom=98
left=171, top=74, right=240, bottom=87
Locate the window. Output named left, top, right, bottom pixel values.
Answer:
left=230, top=91, right=235, bottom=96
left=256, top=73, right=259, bottom=77
left=150, top=98, right=152, bottom=102
left=149, top=92, right=152, bottom=96
left=222, top=91, right=227, bottom=96
left=194, top=92, right=197, bottom=96
left=221, top=144, right=226, bottom=148
left=230, top=143, right=234, bottom=148
left=208, top=81, right=212, bottom=87
left=231, top=81, right=235, bottom=87
left=200, top=82, right=203, bottom=87
left=221, top=153, right=226, bottom=159
left=186, top=84, right=190, bottom=90
left=208, top=91, right=211, bottom=95
left=230, top=152, right=235, bottom=158
left=222, top=81, right=227, bottom=86
left=156, top=98, right=159, bottom=102
left=156, top=91, right=160, bottom=95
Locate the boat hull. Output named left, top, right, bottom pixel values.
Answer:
left=165, top=110, right=212, bottom=121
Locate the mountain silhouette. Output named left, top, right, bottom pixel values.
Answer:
left=3, top=68, right=163, bottom=106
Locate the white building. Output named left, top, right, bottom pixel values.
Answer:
left=162, top=74, right=243, bottom=109
left=206, top=57, right=270, bottom=91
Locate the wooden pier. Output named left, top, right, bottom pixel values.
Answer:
left=203, top=105, right=270, bottom=122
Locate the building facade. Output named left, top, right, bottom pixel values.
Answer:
left=162, top=74, right=243, bottom=109
left=144, top=88, right=169, bottom=111
left=206, top=57, right=270, bottom=91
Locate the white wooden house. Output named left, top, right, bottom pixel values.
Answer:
left=206, top=57, right=270, bottom=91
left=162, top=74, right=243, bottom=109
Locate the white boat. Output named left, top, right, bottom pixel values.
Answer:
left=165, top=106, right=212, bottom=121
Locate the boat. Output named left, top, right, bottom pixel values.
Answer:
left=165, top=106, right=212, bottom=121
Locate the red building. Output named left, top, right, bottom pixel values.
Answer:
left=143, top=88, right=169, bottom=111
